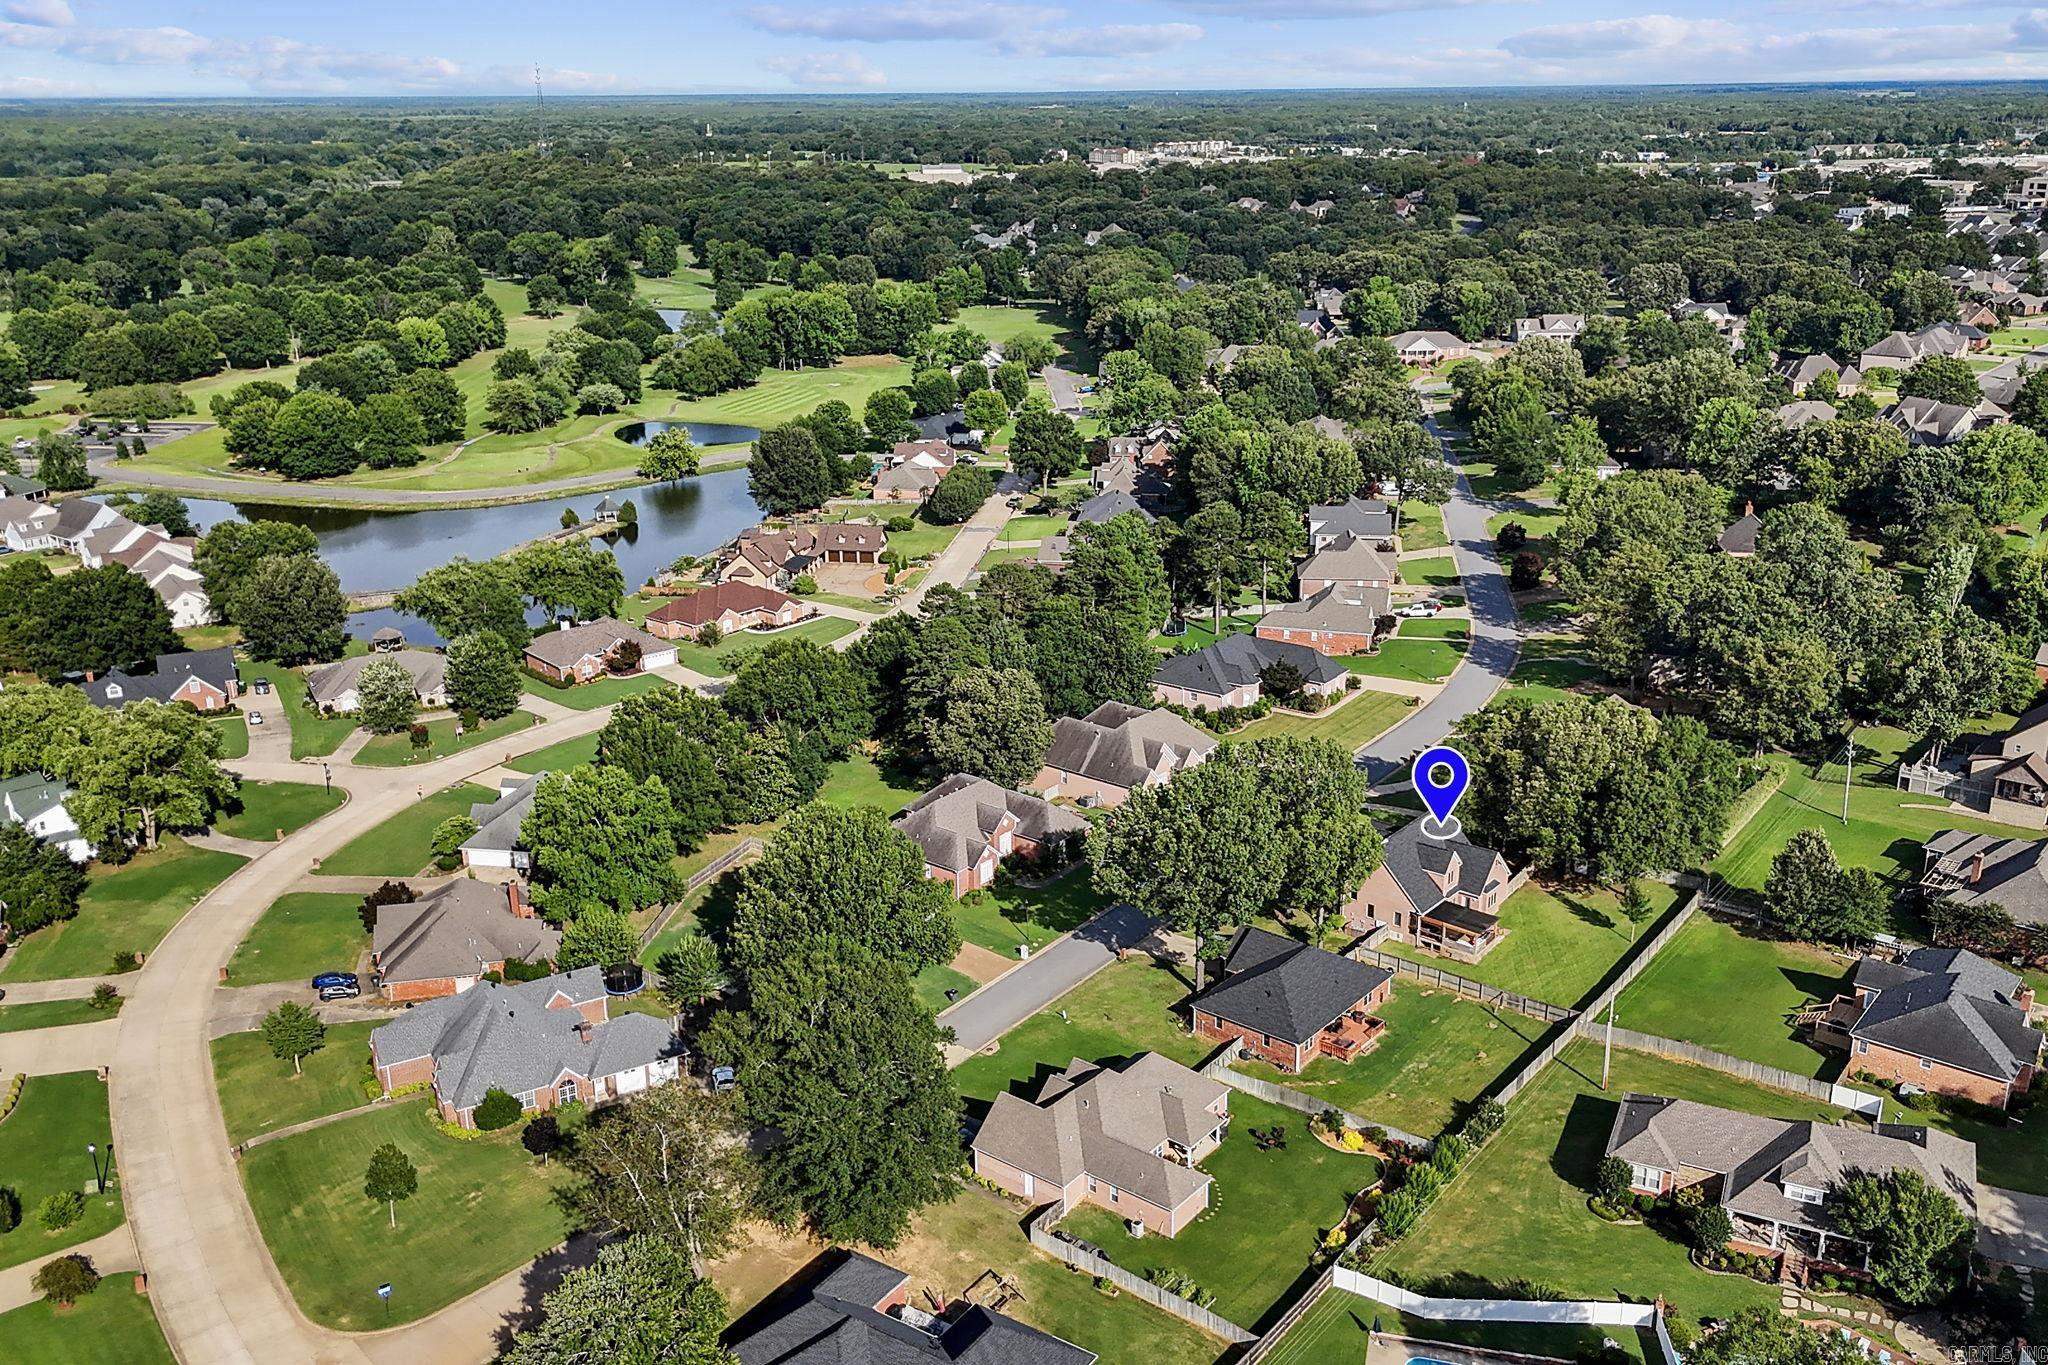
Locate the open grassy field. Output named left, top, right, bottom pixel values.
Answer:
left=314, top=783, right=495, bottom=878
left=1344, top=631, right=1467, bottom=684
left=1374, top=879, right=1683, bottom=1009
left=1612, top=911, right=1854, bottom=1079
left=668, top=356, right=912, bottom=435
left=215, top=779, right=346, bottom=841
left=3, top=1284, right=176, bottom=1365
left=224, top=891, right=368, bottom=987
left=239, top=1101, right=571, bottom=1330
left=0, top=1072, right=123, bottom=1270
left=1376, top=1041, right=1859, bottom=1333
left=0, top=839, right=246, bottom=982
left=211, top=1020, right=380, bottom=1145
left=668, top=616, right=858, bottom=676
left=1062, top=1093, right=1380, bottom=1330
left=353, top=710, right=537, bottom=766
left=1232, top=981, right=1554, bottom=1139
left=952, top=955, right=1209, bottom=1105
left=1236, top=688, right=1413, bottom=748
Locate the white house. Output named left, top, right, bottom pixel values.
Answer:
left=0, top=773, right=93, bottom=862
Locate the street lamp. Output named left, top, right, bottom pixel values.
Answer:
left=85, top=1143, right=97, bottom=1191
left=322, top=763, right=332, bottom=795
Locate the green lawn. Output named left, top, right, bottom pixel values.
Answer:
left=813, top=751, right=925, bottom=814
left=0, top=1073, right=123, bottom=1270
left=867, top=514, right=962, bottom=563
left=239, top=1101, right=571, bottom=1330
left=1061, top=1094, right=1380, bottom=1330
left=1263, top=1288, right=1648, bottom=1365
left=952, top=956, right=1208, bottom=1104
left=944, top=304, right=1069, bottom=350
left=669, top=356, right=912, bottom=437
left=520, top=670, right=674, bottom=711
left=224, top=892, right=368, bottom=987
left=668, top=616, right=858, bottom=676
left=1231, top=981, right=1554, bottom=1139
left=314, top=784, right=495, bottom=878
left=994, top=514, right=1066, bottom=543
left=1486, top=507, right=1565, bottom=543
left=1501, top=637, right=1602, bottom=706
left=1236, top=689, right=1413, bottom=748
left=1149, top=613, right=1260, bottom=651
left=211, top=1021, right=381, bottom=1145
left=1612, top=911, right=1854, bottom=1080
left=1375, top=879, right=1683, bottom=1009
left=1402, top=556, right=1461, bottom=588
left=2, top=1284, right=176, bottom=1365
left=0, top=839, right=246, bottom=982
left=243, top=661, right=359, bottom=759
left=915, top=961, right=979, bottom=1013
left=0, top=995, right=121, bottom=1034
left=1399, top=503, right=1449, bottom=551
left=503, top=730, right=600, bottom=774
left=974, top=544, right=1040, bottom=573
left=953, top=869, right=1108, bottom=956
left=1377, top=1041, right=1857, bottom=1334
left=215, top=780, right=346, bottom=841
left=212, top=715, right=249, bottom=760
left=353, top=710, right=537, bottom=766
left=1344, top=635, right=1466, bottom=684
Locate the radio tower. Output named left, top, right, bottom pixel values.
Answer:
left=534, top=65, right=549, bottom=157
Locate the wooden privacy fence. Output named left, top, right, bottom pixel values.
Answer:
left=1348, top=947, right=1578, bottom=1025
left=1023, top=1204, right=1257, bottom=1344
left=637, top=837, right=763, bottom=948
left=1592, top=1025, right=1883, bottom=1116
left=1197, top=1041, right=1435, bottom=1151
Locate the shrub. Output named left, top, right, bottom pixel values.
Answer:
left=1339, top=1129, right=1368, bottom=1153
left=88, top=984, right=119, bottom=1011
left=473, top=1087, right=523, bottom=1131
left=560, top=507, right=580, bottom=529
left=1144, top=1268, right=1216, bottom=1309
left=1464, top=1099, right=1506, bottom=1142
left=1692, top=1203, right=1733, bottom=1254
left=409, top=722, right=431, bottom=750
left=885, top=515, right=915, bottom=532
left=1375, top=1189, right=1422, bottom=1239
left=521, top=1114, right=563, bottom=1162
left=1496, top=521, right=1528, bottom=550
left=0, top=1186, right=19, bottom=1233
left=110, top=951, right=140, bottom=973
left=1594, top=1155, right=1632, bottom=1206
left=697, top=621, right=724, bottom=647
left=32, top=1253, right=100, bottom=1305
left=1509, top=550, right=1545, bottom=590
left=790, top=573, right=818, bottom=595
left=38, top=1190, right=84, bottom=1231
left=1430, top=1133, right=1472, bottom=1173
left=0, top=1073, right=22, bottom=1121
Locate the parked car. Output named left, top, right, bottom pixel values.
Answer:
left=1400, top=601, right=1442, bottom=618
left=318, top=982, right=361, bottom=1001
left=248, top=711, right=264, bottom=725
left=311, top=971, right=357, bottom=990
left=252, top=678, right=272, bottom=695
left=710, top=1064, right=737, bottom=1092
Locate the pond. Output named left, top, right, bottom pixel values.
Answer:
left=614, top=419, right=760, bottom=448
left=182, top=468, right=766, bottom=644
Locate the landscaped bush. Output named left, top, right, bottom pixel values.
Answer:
left=110, top=951, right=140, bottom=973
left=885, top=515, right=915, bottom=532
left=1595, top=1155, right=1632, bottom=1207
left=1430, top=1132, right=1472, bottom=1173
left=1692, top=1203, right=1733, bottom=1254
left=89, top=984, right=119, bottom=1011
left=31, top=1253, right=100, bottom=1305
left=790, top=573, right=818, bottom=594
left=1143, top=1267, right=1217, bottom=1309
left=1, top=1073, right=24, bottom=1121
left=1464, top=1098, right=1506, bottom=1144
left=1496, top=521, right=1528, bottom=550
left=0, top=1186, right=19, bottom=1232
left=38, top=1190, right=84, bottom=1231
left=473, top=1087, right=523, bottom=1131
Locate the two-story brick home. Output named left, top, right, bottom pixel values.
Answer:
left=1344, top=818, right=1518, bottom=962
left=892, top=774, right=1090, bottom=895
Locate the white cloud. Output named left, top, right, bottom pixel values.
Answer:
left=747, top=3, right=1057, bottom=42
left=1001, top=22, right=1205, bottom=56
left=1500, top=14, right=1740, bottom=59
left=2, top=0, right=71, bottom=26
left=765, top=50, right=889, bottom=87
left=1175, top=0, right=1506, bottom=16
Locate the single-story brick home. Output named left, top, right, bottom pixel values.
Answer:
left=714, top=524, right=889, bottom=588
left=1810, top=947, right=2041, bottom=1110
left=371, top=878, right=559, bottom=1002
left=644, top=582, right=811, bottom=641
left=1029, top=701, right=1217, bottom=808
left=78, top=647, right=239, bottom=712
left=1386, top=330, right=1470, bottom=367
left=522, top=618, right=676, bottom=684
left=458, top=773, right=540, bottom=872
left=1605, top=1092, right=1976, bottom=1274
left=1191, top=926, right=1393, bottom=1072
left=1345, top=817, right=1518, bottom=962
left=369, top=967, right=680, bottom=1128
left=892, top=773, right=1090, bottom=895
left=1254, top=583, right=1389, bottom=656
left=306, top=649, right=448, bottom=713
left=971, top=1053, right=1230, bottom=1238
left=1152, top=633, right=1347, bottom=711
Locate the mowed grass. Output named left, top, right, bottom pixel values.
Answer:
left=520, top=670, right=674, bottom=711
left=669, top=356, right=912, bottom=433
left=1374, top=878, right=1683, bottom=1009
left=1231, top=981, right=1554, bottom=1139
left=0, top=839, right=246, bottom=982
left=0, top=995, right=121, bottom=1033
left=1264, top=1286, right=1647, bottom=1365
left=0, top=1072, right=123, bottom=1269
left=504, top=730, right=600, bottom=774
left=1399, top=502, right=1449, bottom=551
left=1345, top=634, right=1466, bottom=684
left=1061, top=1094, right=1379, bottom=1330
left=1376, top=1042, right=1855, bottom=1332
left=211, top=1021, right=380, bottom=1145
left=215, top=779, right=346, bottom=841
left=669, top=616, right=858, bottom=676
left=1402, top=555, right=1462, bottom=588
left=314, top=784, right=495, bottom=878
left=2, top=1285, right=176, bottom=1365
left=1236, top=688, right=1413, bottom=748
left=1612, top=911, right=1853, bottom=1080
left=239, top=1101, right=571, bottom=1330
left=952, top=956, right=1208, bottom=1104
left=353, top=710, right=537, bottom=766
left=953, top=870, right=1108, bottom=956
left=813, top=751, right=925, bottom=814
left=211, top=715, right=249, bottom=759
left=224, top=892, right=368, bottom=987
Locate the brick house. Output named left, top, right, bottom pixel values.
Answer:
left=521, top=618, right=676, bottom=684
left=1345, top=817, right=1518, bottom=962
left=78, top=647, right=239, bottom=713
left=370, top=878, right=559, bottom=1002
left=1151, top=634, right=1347, bottom=711
left=1386, top=330, right=1470, bottom=367
left=307, top=649, right=448, bottom=713
left=892, top=774, right=1090, bottom=895
left=1254, top=584, right=1388, bottom=656
left=1811, top=947, right=2041, bottom=1110
left=1305, top=496, right=1396, bottom=552
left=1029, top=702, right=1217, bottom=808
left=1952, top=700, right=2048, bottom=828
left=1605, top=1093, right=1977, bottom=1274
left=731, top=1252, right=1096, bottom=1365
left=644, top=582, right=811, bottom=641
left=1191, top=927, right=1393, bottom=1072
left=368, top=967, right=680, bottom=1128
left=714, top=524, right=889, bottom=588
left=971, top=1053, right=1230, bottom=1238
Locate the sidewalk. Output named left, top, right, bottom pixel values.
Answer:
left=0, top=1224, right=139, bottom=1313
left=0, top=1017, right=119, bottom=1076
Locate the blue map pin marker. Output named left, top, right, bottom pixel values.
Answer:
left=1414, top=745, right=1469, bottom=841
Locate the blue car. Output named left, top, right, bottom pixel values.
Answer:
left=310, top=972, right=357, bottom=990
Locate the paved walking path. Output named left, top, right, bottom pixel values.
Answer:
left=1356, top=415, right=1523, bottom=784
left=187, top=830, right=282, bottom=858
left=108, top=703, right=614, bottom=1365
left=0, top=1017, right=120, bottom=1076
left=1978, top=1183, right=2048, bottom=1271
left=0, top=973, right=123, bottom=1003
left=0, top=1224, right=140, bottom=1314
left=938, top=903, right=1156, bottom=1056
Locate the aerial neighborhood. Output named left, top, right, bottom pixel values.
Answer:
left=7, top=76, right=2048, bottom=1365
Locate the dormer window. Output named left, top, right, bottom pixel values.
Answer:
left=1783, top=1183, right=1825, bottom=1205
left=103, top=685, right=122, bottom=699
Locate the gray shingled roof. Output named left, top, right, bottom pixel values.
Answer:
left=0, top=772, right=71, bottom=826
left=1716, top=511, right=1762, bottom=555
left=1195, top=926, right=1390, bottom=1046
left=1153, top=633, right=1346, bottom=700
left=1378, top=817, right=1510, bottom=917
left=1260, top=583, right=1389, bottom=636
left=1071, top=489, right=1151, bottom=525
left=372, top=879, right=559, bottom=987
left=462, top=774, right=541, bottom=856
left=1847, top=947, right=2041, bottom=1084
left=1298, top=533, right=1395, bottom=586
left=892, top=775, right=1089, bottom=874
left=1922, top=829, right=2048, bottom=926
left=306, top=649, right=446, bottom=709
left=78, top=647, right=238, bottom=709
left=1306, top=496, right=1395, bottom=545
left=1039, top=702, right=1215, bottom=793
left=731, top=1252, right=1097, bottom=1365
left=523, top=618, right=665, bottom=670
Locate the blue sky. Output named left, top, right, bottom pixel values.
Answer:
left=8, top=0, right=2048, bottom=97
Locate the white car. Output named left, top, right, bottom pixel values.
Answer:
left=248, top=711, right=265, bottom=725
left=1401, top=601, right=1443, bottom=618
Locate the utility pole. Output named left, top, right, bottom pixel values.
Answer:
left=1842, top=728, right=1855, bottom=826
left=1601, top=996, right=1614, bottom=1091
left=534, top=65, right=548, bottom=158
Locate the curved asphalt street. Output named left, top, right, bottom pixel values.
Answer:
left=1356, top=414, right=1523, bottom=784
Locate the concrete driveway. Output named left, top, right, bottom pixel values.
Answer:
left=1978, top=1183, right=2048, bottom=1270
left=939, top=903, right=1156, bottom=1055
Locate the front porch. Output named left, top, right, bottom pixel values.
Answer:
left=1316, top=1010, right=1386, bottom=1064
left=1730, top=1213, right=1871, bottom=1283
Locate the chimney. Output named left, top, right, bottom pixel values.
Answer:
left=1970, top=851, right=1987, bottom=885
left=1742, top=500, right=1754, bottom=517
left=2018, top=983, right=2037, bottom=1014
left=576, top=1021, right=594, bottom=1045
left=506, top=880, right=530, bottom=919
